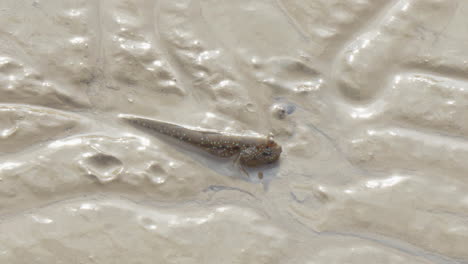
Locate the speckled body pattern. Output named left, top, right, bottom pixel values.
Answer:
left=120, top=114, right=282, bottom=167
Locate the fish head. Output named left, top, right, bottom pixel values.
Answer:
left=240, top=139, right=282, bottom=167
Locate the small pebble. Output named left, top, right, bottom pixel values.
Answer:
left=271, top=102, right=295, bottom=119
left=258, top=172, right=263, bottom=179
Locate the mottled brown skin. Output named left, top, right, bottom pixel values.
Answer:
left=238, top=139, right=282, bottom=167
left=120, top=114, right=282, bottom=168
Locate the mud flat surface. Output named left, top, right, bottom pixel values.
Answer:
left=1, top=0, right=468, bottom=263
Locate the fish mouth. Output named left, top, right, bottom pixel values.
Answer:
left=277, top=146, right=283, bottom=154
